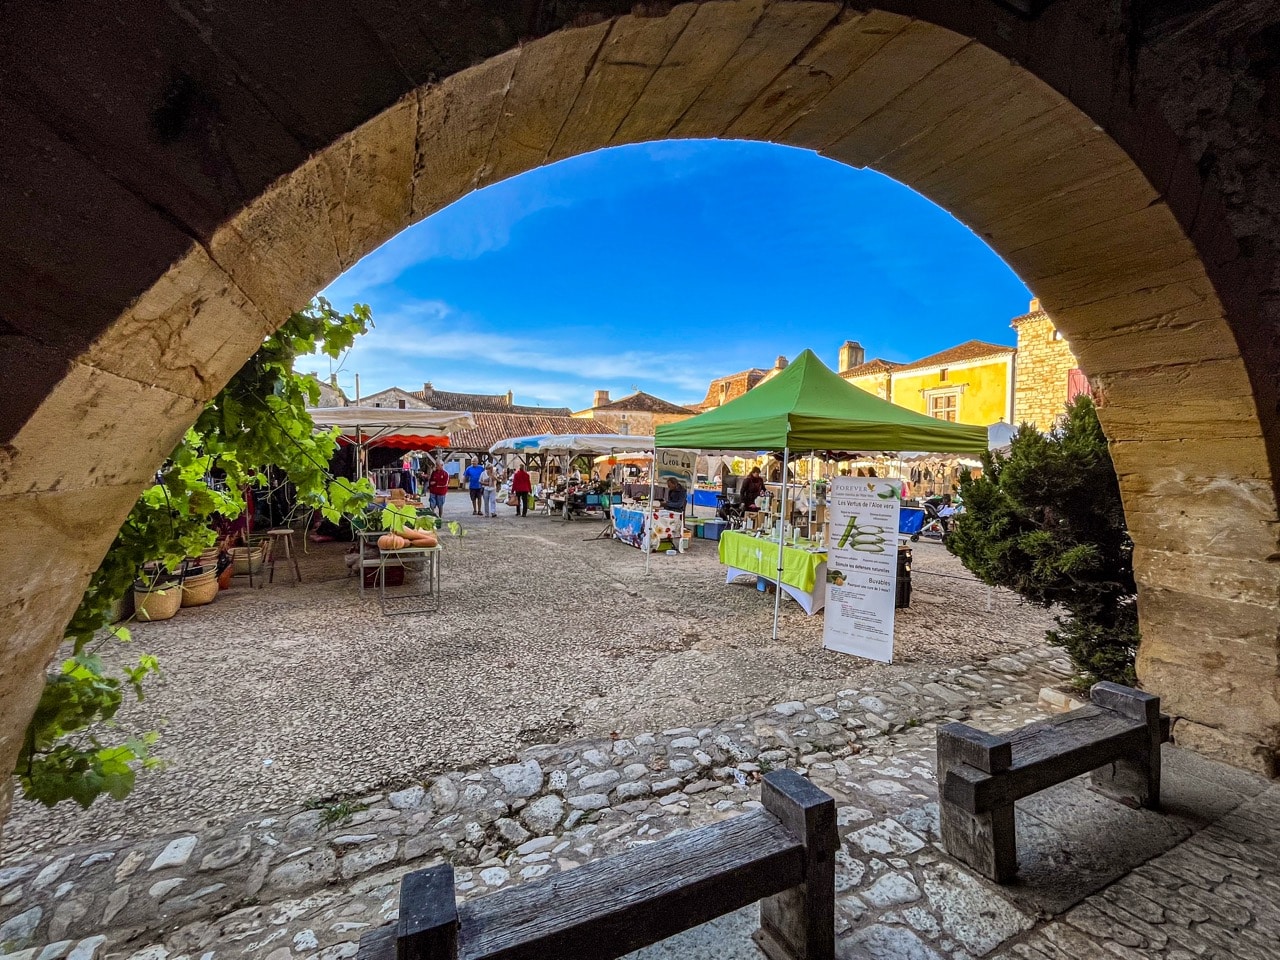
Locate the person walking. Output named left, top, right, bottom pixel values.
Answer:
left=511, top=464, right=532, bottom=517
left=480, top=462, right=499, bottom=517
left=463, top=460, right=485, bottom=515
left=427, top=461, right=450, bottom=517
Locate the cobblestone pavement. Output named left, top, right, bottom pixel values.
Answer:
left=0, top=641, right=1271, bottom=960
left=3, top=498, right=1056, bottom=856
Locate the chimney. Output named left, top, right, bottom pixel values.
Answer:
left=1029, top=297, right=1041, bottom=312
left=775, top=355, right=788, bottom=370
left=329, top=373, right=339, bottom=388
left=593, top=389, right=610, bottom=407
left=506, top=390, right=514, bottom=405
left=422, top=381, right=433, bottom=396
left=838, top=340, right=865, bottom=373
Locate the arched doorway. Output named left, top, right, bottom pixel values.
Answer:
left=3, top=2, right=1277, bottom=829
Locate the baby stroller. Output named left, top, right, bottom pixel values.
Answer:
left=911, top=496, right=956, bottom=542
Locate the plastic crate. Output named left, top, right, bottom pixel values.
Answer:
left=701, top=519, right=728, bottom=541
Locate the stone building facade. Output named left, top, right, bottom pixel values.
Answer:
left=572, top=390, right=694, bottom=435
left=1011, top=300, right=1090, bottom=431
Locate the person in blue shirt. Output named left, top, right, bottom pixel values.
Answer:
left=660, top=477, right=687, bottom=512
left=463, top=461, right=486, bottom=516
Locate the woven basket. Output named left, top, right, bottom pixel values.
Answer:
left=181, top=571, right=219, bottom=607
left=231, top=545, right=265, bottom=575
left=134, top=583, right=182, bottom=621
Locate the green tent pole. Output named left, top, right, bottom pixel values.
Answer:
left=772, top=445, right=788, bottom=640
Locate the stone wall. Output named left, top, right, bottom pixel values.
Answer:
left=1012, top=307, right=1082, bottom=431
left=1, top=0, right=1279, bottom=833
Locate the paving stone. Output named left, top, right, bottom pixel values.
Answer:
left=266, top=849, right=338, bottom=892
left=772, top=702, right=805, bottom=717
left=148, top=878, right=185, bottom=899
left=33, top=857, right=74, bottom=891
left=519, top=796, right=565, bottom=835
left=920, top=861, right=1034, bottom=955
left=36, top=941, right=73, bottom=960
left=199, top=835, right=253, bottom=872
left=491, top=761, right=543, bottom=798
left=846, top=923, right=943, bottom=960
left=63, top=938, right=105, bottom=960
left=861, top=872, right=922, bottom=908
left=0, top=907, right=43, bottom=949
left=388, top=786, right=426, bottom=810
left=495, top=818, right=530, bottom=845
left=149, top=837, right=199, bottom=872
left=567, top=794, right=609, bottom=811
left=848, top=819, right=926, bottom=857
left=102, top=886, right=131, bottom=925
left=578, top=770, right=620, bottom=791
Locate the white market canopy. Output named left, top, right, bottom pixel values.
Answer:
left=488, top=434, right=655, bottom=456
left=306, top=406, right=475, bottom=448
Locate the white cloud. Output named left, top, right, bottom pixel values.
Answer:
left=339, top=300, right=711, bottom=406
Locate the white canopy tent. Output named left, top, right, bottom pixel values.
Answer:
left=306, top=406, right=475, bottom=478
left=488, top=434, right=655, bottom=456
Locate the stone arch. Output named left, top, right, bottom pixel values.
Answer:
left=3, top=2, right=1278, bottom=827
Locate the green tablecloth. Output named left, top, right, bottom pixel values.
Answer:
left=718, top=530, right=826, bottom=592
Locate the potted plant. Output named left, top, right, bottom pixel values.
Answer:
left=133, top=567, right=183, bottom=622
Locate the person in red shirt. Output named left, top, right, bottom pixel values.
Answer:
left=427, top=461, right=451, bottom=517
left=511, top=464, right=533, bottom=517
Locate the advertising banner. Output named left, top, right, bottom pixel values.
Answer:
left=654, top=448, right=698, bottom=485
left=822, top=476, right=901, bottom=663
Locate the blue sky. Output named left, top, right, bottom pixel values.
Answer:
left=313, top=140, right=1030, bottom=411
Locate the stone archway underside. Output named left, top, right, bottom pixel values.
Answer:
left=2, top=1, right=1277, bottom=829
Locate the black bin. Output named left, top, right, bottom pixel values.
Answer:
left=896, top=546, right=912, bottom=608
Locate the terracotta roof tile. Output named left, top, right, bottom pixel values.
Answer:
left=595, top=391, right=694, bottom=415
left=449, top=413, right=607, bottom=451
left=890, top=340, right=1014, bottom=373
left=840, top=358, right=904, bottom=379
left=411, top=387, right=571, bottom=418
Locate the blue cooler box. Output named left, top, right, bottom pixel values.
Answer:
left=701, top=519, right=727, bottom=541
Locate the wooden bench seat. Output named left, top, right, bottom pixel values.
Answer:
left=357, top=769, right=837, bottom=960
left=938, top=681, right=1170, bottom=883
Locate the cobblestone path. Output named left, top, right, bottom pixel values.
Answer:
left=1, top=643, right=1271, bottom=960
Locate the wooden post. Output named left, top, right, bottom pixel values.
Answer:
left=1089, top=682, right=1162, bottom=810
left=937, top=723, right=1017, bottom=883
left=396, top=865, right=458, bottom=960
left=754, top=770, right=838, bottom=960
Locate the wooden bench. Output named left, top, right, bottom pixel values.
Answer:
left=938, top=681, right=1170, bottom=883
left=356, top=769, right=837, bottom=960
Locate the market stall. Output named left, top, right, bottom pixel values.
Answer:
left=306, top=407, right=475, bottom=481
left=655, top=349, right=986, bottom=637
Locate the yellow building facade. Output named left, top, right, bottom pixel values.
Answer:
left=839, top=340, right=1015, bottom=428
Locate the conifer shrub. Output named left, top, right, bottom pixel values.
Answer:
left=946, top=396, right=1138, bottom=686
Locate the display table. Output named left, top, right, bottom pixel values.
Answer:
left=612, top=504, right=684, bottom=552
left=718, top=530, right=828, bottom=615
left=356, top=530, right=443, bottom=615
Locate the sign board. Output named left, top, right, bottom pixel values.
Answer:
left=654, top=448, right=697, bottom=484
left=822, top=476, right=901, bottom=663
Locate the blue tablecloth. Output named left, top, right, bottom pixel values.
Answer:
left=692, top=489, right=719, bottom=507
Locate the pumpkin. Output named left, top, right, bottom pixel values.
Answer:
left=378, top=534, right=409, bottom=550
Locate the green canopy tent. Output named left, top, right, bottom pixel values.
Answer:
left=655, top=349, right=987, bottom=638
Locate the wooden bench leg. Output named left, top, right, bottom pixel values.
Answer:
left=938, top=723, right=1017, bottom=884
left=754, top=770, right=838, bottom=960
left=1089, top=682, right=1162, bottom=810
left=396, top=864, right=457, bottom=960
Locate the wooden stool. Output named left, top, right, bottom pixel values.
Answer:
left=265, top=528, right=303, bottom=584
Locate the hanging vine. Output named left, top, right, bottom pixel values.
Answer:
left=17, top=298, right=376, bottom=808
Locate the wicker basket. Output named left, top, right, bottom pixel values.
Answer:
left=231, top=545, right=266, bottom=575
left=134, top=583, right=182, bottom=621
left=181, top=571, right=219, bottom=607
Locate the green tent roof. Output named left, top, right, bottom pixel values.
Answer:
left=656, top=349, right=987, bottom=453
